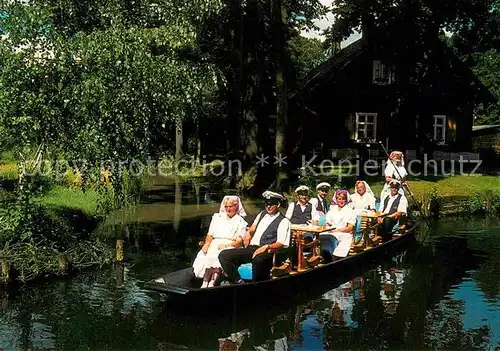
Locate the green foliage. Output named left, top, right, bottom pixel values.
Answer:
left=288, top=34, right=326, bottom=81
left=96, top=167, right=145, bottom=217
left=416, top=186, right=443, bottom=217
left=467, top=191, right=500, bottom=214
left=471, top=49, right=500, bottom=125
left=0, top=0, right=223, bottom=161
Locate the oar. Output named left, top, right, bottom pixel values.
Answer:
left=377, top=141, right=432, bottom=237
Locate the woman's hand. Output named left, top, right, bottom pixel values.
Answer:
left=202, top=243, right=210, bottom=254
left=252, top=245, right=269, bottom=259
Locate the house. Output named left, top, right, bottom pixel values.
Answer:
left=289, top=34, right=496, bottom=160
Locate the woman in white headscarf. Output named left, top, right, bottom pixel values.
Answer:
left=192, top=195, right=248, bottom=288
left=350, top=180, right=376, bottom=212
left=380, top=151, right=407, bottom=202
left=320, top=190, right=356, bottom=261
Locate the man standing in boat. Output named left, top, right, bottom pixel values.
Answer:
left=219, top=191, right=291, bottom=284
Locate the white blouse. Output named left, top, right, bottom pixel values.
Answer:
left=207, top=213, right=247, bottom=241
left=384, top=163, right=407, bottom=181
left=350, top=192, right=376, bottom=210
left=325, top=205, right=356, bottom=230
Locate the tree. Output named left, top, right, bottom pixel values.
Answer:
left=288, top=34, right=325, bottom=83
left=0, top=0, right=223, bottom=164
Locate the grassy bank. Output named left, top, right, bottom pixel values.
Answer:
left=293, top=172, right=500, bottom=217
left=0, top=156, right=117, bottom=284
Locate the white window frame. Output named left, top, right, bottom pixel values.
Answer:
left=433, top=115, right=446, bottom=145
left=372, top=60, right=395, bottom=85
left=355, top=112, right=377, bottom=142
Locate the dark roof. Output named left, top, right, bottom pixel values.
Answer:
left=290, top=36, right=496, bottom=107
left=289, top=38, right=367, bottom=99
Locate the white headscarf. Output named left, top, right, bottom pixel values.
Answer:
left=331, top=189, right=352, bottom=206
left=219, top=195, right=247, bottom=217
left=355, top=180, right=375, bottom=197
left=388, top=151, right=405, bottom=166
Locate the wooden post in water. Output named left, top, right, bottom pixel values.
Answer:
left=115, top=261, right=124, bottom=287
left=115, top=238, right=125, bottom=286
left=116, top=239, right=124, bottom=262
left=58, top=254, right=69, bottom=273
left=1, top=261, right=10, bottom=283
left=485, top=190, right=493, bottom=214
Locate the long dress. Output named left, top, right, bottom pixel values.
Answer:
left=192, top=213, right=247, bottom=278
left=320, top=205, right=356, bottom=257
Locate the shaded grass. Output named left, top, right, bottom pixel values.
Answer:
left=0, top=161, right=18, bottom=181
left=294, top=173, right=500, bottom=200
left=357, top=175, right=500, bottom=199
left=39, top=186, right=101, bottom=217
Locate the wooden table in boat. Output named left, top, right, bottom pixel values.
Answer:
left=356, top=211, right=388, bottom=250
left=291, top=225, right=336, bottom=272
left=357, top=211, right=387, bottom=218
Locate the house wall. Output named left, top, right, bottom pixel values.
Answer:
left=293, top=42, right=475, bottom=155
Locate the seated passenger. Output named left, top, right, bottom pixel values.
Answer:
left=376, top=180, right=408, bottom=242
left=309, top=182, right=331, bottom=217
left=219, top=191, right=291, bottom=284
left=192, top=196, right=247, bottom=288
left=350, top=180, right=376, bottom=213
left=319, top=190, right=356, bottom=262
left=285, top=185, right=319, bottom=225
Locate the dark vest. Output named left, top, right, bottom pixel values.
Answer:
left=255, top=211, right=286, bottom=246
left=315, top=196, right=330, bottom=213
left=290, top=202, right=312, bottom=224
left=383, top=194, right=402, bottom=214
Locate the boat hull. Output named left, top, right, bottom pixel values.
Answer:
left=144, top=224, right=418, bottom=312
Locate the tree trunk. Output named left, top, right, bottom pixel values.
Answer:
left=273, top=0, right=289, bottom=191
left=173, top=176, right=181, bottom=233
left=239, top=0, right=272, bottom=194
left=175, top=121, right=184, bottom=161
left=226, top=0, right=243, bottom=161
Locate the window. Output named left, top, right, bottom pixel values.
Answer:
left=433, top=115, right=446, bottom=145
left=355, top=113, right=377, bottom=142
left=372, top=61, right=395, bottom=85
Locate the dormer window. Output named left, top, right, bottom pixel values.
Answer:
left=372, top=60, right=395, bottom=85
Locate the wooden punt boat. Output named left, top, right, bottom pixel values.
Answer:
left=143, top=221, right=418, bottom=312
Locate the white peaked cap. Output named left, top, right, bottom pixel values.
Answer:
left=262, top=190, right=286, bottom=201
left=316, top=182, right=331, bottom=190
left=295, top=185, right=310, bottom=193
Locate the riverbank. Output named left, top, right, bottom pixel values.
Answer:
left=0, top=158, right=115, bottom=285
left=291, top=173, right=500, bottom=217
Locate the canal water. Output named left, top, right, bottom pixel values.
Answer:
left=1, top=178, right=500, bottom=350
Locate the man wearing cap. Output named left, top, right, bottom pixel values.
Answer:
left=309, top=182, right=331, bottom=217
left=376, top=180, right=408, bottom=242
left=285, top=185, right=319, bottom=225
left=219, top=191, right=291, bottom=283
